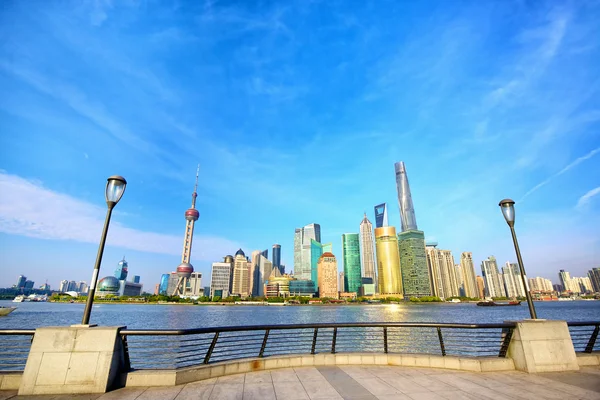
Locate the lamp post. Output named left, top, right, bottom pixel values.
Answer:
left=499, top=198, right=537, bottom=319
left=81, top=175, right=127, bottom=325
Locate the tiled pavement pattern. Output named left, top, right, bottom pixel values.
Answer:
left=1, top=366, right=599, bottom=400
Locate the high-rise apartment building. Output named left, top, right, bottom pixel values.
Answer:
left=502, top=262, right=526, bottom=298
left=374, top=203, right=389, bottom=228
left=342, top=233, right=362, bottom=294
left=317, top=252, right=338, bottom=299
left=425, top=246, right=458, bottom=299
left=476, top=276, right=485, bottom=298
left=589, top=268, right=600, bottom=292
left=67, top=280, right=78, bottom=292
left=375, top=226, right=403, bottom=295
left=231, top=249, right=250, bottom=297
left=572, top=277, right=593, bottom=293
left=460, top=252, right=479, bottom=298
left=114, top=257, right=128, bottom=281
left=210, top=258, right=234, bottom=298
left=559, top=270, right=577, bottom=293
left=272, top=244, right=282, bottom=274
left=293, top=223, right=321, bottom=280
left=528, top=277, right=553, bottom=292
left=481, top=256, right=505, bottom=298
left=359, top=214, right=377, bottom=286
left=59, top=280, right=69, bottom=292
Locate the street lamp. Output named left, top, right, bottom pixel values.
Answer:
left=81, top=175, right=127, bottom=325
left=499, top=198, right=537, bottom=319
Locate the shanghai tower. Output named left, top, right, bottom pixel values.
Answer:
left=394, top=161, right=418, bottom=232
left=394, top=161, right=432, bottom=297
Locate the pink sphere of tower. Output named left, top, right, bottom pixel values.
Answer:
left=185, top=208, right=199, bottom=221
left=176, top=262, right=194, bottom=278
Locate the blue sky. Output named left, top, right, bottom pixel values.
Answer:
left=0, top=0, right=599, bottom=290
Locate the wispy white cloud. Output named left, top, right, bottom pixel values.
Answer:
left=576, top=187, right=600, bottom=210
left=0, top=172, right=240, bottom=261
left=520, top=147, right=600, bottom=201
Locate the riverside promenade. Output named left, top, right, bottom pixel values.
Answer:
left=1, top=365, right=600, bottom=400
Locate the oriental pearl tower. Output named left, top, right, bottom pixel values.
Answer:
left=172, top=166, right=200, bottom=296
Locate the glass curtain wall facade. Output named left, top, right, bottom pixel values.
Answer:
left=310, top=239, right=323, bottom=289
left=342, top=233, right=362, bottom=294
left=375, top=227, right=403, bottom=295
left=374, top=203, right=389, bottom=228
left=359, top=214, right=377, bottom=286
left=398, top=230, right=431, bottom=297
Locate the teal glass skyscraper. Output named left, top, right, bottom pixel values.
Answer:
left=342, top=233, right=362, bottom=294
left=310, top=239, right=323, bottom=286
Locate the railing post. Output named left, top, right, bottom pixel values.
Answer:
left=498, top=327, right=513, bottom=357
left=436, top=327, right=446, bottom=356
left=204, top=332, right=219, bottom=364
left=383, top=328, right=388, bottom=354
left=331, top=328, right=337, bottom=354
left=311, top=328, right=318, bottom=355
left=259, top=329, right=270, bottom=357
left=585, top=325, right=599, bottom=353
left=121, top=334, right=131, bottom=371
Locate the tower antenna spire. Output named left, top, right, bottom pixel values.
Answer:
left=191, top=164, right=199, bottom=208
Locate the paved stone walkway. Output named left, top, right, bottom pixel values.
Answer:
left=1, top=366, right=599, bottom=400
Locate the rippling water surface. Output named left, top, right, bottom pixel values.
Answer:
left=1, top=300, right=598, bottom=329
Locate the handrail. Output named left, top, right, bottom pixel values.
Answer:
left=120, top=321, right=517, bottom=335
left=0, top=330, right=36, bottom=335
left=567, top=321, right=599, bottom=353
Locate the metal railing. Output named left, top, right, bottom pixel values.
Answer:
left=0, top=330, right=36, bottom=372
left=120, top=322, right=516, bottom=370
left=568, top=321, right=599, bottom=353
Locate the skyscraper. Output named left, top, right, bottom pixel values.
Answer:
left=15, top=275, right=26, bottom=289
left=342, top=233, right=361, bottom=294
left=394, top=161, right=431, bottom=298
left=272, top=244, right=282, bottom=274
left=399, top=230, right=432, bottom=297
left=253, top=251, right=273, bottom=297
left=359, top=213, right=377, bottom=286
left=310, top=239, right=323, bottom=287
left=232, top=249, right=250, bottom=297
left=317, top=252, right=338, bottom=299
left=559, top=270, right=576, bottom=293
left=59, top=280, right=69, bottom=292
left=589, top=268, right=600, bottom=292
left=481, top=256, right=505, bottom=298
left=374, top=203, right=389, bottom=228
left=339, top=272, right=345, bottom=292
left=210, top=257, right=234, bottom=298
left=375, top=226, right=403, bottom=295
left=172, top=167, right=201, bottom=296
left=476, top=276, right=485, bottom=298
left=159, top=274, right=169, bottom=295
left=394, top=161, right=417, bottom=232
left=293, top=223, right=321, bottom=280
left=114, top=257, right=128, bottom=281
left=459, top=252, right=479, bottom=298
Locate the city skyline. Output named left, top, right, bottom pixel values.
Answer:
left=1, top=1, right=599, bottom=288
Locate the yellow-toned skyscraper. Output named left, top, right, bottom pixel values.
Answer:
left=317, top=252, right=339, bottom=299
left=375, top=227, right=403, bottom=295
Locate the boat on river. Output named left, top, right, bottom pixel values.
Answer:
left=0, top=306, right=17, bottom=316
left=476, top=300, right=521, bottom=307
left=12, top=295, right=24, bottom=302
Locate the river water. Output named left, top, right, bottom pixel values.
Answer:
left=1, top=300, right=598, bottom=330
